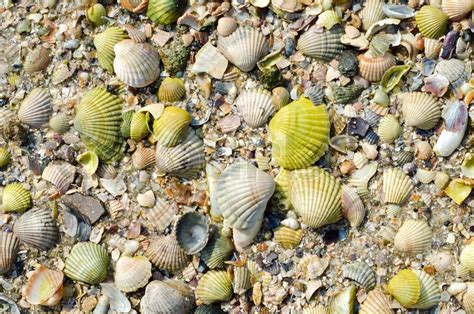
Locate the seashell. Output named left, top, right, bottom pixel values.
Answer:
left=431, top=251, right=453, bottom=273
left=434, top=58, right=470, bottom=89
left=434, top=171, right=450, bottom=190
left=316, top=10, right=341, bottom=30
left=0, top=231, right=19, bottom=275
left=303, top=305, right=329, bottom=314
left=64, top=242, right=109, bottom=284
left=146, top=235, right=189, bottom=273
left=341, top=185, right=365, bottom=228
left=414, top=141, right=433, bottom=161
left=200, top=230, right=233, bottom=269
left=442, top=0, right=474, bottom=21
left=94, top=27, right=128, bottom=72
left=13, top=208, right=59, bottom=251
left=416, top=169, right=436, bottom=184
left=272, top=87, right=290, bottom=111
left=0, top=147, right=11, bottom=168
left=120, top=0, right=149, bottom=13
left=137, top=190, right=155, bottom=208
left=290, top=167, right=342, bottom=229
left=359, top=288, right=392, bottom=314
left=42, top=162, right=76, bottom=194
left=434, top=100, right=468, bottom=157
left=175, top=212, right=209, bottom=255
left=217, top=26, right=268, bottom=72
left=269, top=97, right=330, bottom=170
left=49, top=113, right=70, bottom=134
left=358, top=52, right=396, bottom=82
left=115, top=256, right=152, bottom=292
left=217, top=17, right=237, bottom=37
left=297, top=254, right=329, bottom=280
left=382, top=4, right=415, bottom=19
left=140, top=280, right=195, bottom=314
left=359, top=0, right=385, bottom=31
left=348, top=163, right=377, bottom=198
left=380, top=65, right=410, bottom=92
left=387, top=269, right=420, bottom=308
left=233, top=265, right=251, bottom=295
left=18, top=88, right=52, bottom=129
left=401, top=92, right=441, bottom=130
left=139, top=103, right=165, bottom=120
left=328, top=85, right=363, bottom=104
left=461, top=153, right=474, bottom=179
left=382, top=168, right=413, bottom=204
left=152, top=106, right=191, bottom=147
left=412, top=270, right=440, bottom=309
left=122, top=24, right=146, bottom=43
left=297, top=28, right=343, bottom=62
left=272, top=168, right=291, bottom=212
left=460, top=242, right=474, bottom=271
left=24, top=47, right=51, bottom=73
left=342, top=261, right=376, bottom=290
left=455, top=263, right=470, bottom=279
left=22, top=265, right=63, bottom=306
left=445, top=179, right=472, bottom=205
left=158, top=77, right=186, bottom=102
left=155, top=129, right=205, bottom=178
left=147, top=0, right=187, bottom=25
left=1, top=183, right=31, bottom=213
left=195, top=270, right=233, bottom=304
left=369, top=33, right=400, bottom=58
left=235, top=89, right=275, bottom=128
left=121, top=110, right=134, bottom=138
left=329, top=135, right=358, bottom=154
left=424, top=38, right=442, bottom=59
left=108, top=200, right=124, bottom=220
left=130, top=112, right=151, bottom=142
left=377, top=114, right=402, bottom=144
left=353, top=152, right=368, bottom=169
left=304, top=85, right=325, bottom=105
left=86, top=3, right=106, bottom=26
left=274, top=226, right=303, bottom=249
left=206, top=163, right=222, bottom=219
left=192, top=42, right=228, bottom=79
left=394, top=219, right=432, bottom=255
left=76, top=151, right=99, bottom=176
left=329, top=285, right=356, bottom=314
left=415, top=5, right=448, bottom=39
left=132, top=146, right=155, bottom=170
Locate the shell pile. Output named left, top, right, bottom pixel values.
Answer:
left=0, top=0, right=474, bottom=313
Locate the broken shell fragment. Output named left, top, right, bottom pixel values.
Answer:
left=77, top=151, right=99, bottom=176
left=175, top=212, right=209, bottom=255
left=380, top=65, right=410, bottom=92
left=444, top=179, right=472, bottom=205
left=0, top=147, right=11, bottom=168
left=120, top=0, right=149, bottom=13
left=192, top=43, right=228, bottom=79
left=22, top=266, right=64, bottom=306
left=359, top=0, right=385, bottom=31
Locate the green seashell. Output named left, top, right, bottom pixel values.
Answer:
left=93, top=27, right=128, bottom=72
left=329, top=285, right=356, bottom=314
left=76, top=151, right=99, bottom=176
left=274, top=226, right=303, bottom=249
left=121, top=110, right=134, bottom=138
left=195, top=270, right=233, bottom=304
left=329, top=84, right=364, bottom=104
left=387, top=269, right=420, bottom=308
left=415, top=5, right=448, bottom=39
left=158, top=77, right=186, bottom=103
left=49, top=113, right=70, bottom=134
left=152, top=106, right=191, bottom=147
left=130, top=112, right=151, bottom=141
left=86, top=3, right=106, bottom=26
left=381, top=65, right=410, bottom=92
left=200, top=229, right=234, bottom=269
left=0, top=147, right=11, bottom=168
left=412, top=269, right=441, bottom=309
left=159, top=35, right=191, bottom=74
left=1, top=183, right=31, bottom=213
left=73, top=87, right=124, bottom=163
left=64, top=242, right=109, bottom=285
left=147, top=0, right=187, bottom=25
left=269, top=97, right=330, bottom=170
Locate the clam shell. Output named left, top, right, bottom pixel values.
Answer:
left=297, top=28, right=343, bottom=61
left=304, top=85, right=325, bottom=105
left=377, top=114, right=402, bottom=143
left=94, top=27, right=128, bottom=72
left=341, top=185, right=365, bottom=228
left=217, top=26, right=268, bottom=72
left=394, top=219, right=432, bottom=255
left=359, top=0, right=385, bottom=31
left=217, top=17, right=237, bottom=37
left=64, top=242, right=109, bottom=284
left=2, top=183, right=31, bottom=213
left=303, top=305, right=329, bottom=314
left=0, top=231, right=19, bottom=275
left=175, top=212, right=209, bottom=255
left=115, top=256, right=152, bottom=292
left=329, top=285, right=356, bottom=313
left=342, top=262, right=375, bottom=291
left=132, top=146, right=155, bottom=170
left=359, top=288, right=392, bottom=314
left=442, top=0, right=474, bottom=21
left=158, top=77, right=186, bottom=102
left=424, top=38, right=442, bottom=59
left=152, top=106, right=191, bottom=147
left=387, top=269, right=420, bottom=308
left=49, top=113, right=70, bottom=134
left=120, top=0, right=148, bottom=13
left=235, top=89, right=275, bottom=128
left=130, top=112, right=151, bottom=141
left=347, top=163, right=377, bottom=198
left=269, top=97, right=330, bottom=170
left=147, top=0, right=187, bottom=25
left=42, top=162, right=76, bottom=194
left=86, top=3, right=106, bottom=26
left=274, top=226, right=303, bottom=249
left=146, top=234, right=189, bottom=273
left=113, top=39, right=161, bottom=88
left=22, top=265, right=63, bottom=306
left=192, top=42, right=228, bottom=79
left=412, top=270, right=440, bottom=309
left=0, top=147, right=11, bottom=168
left=195, top=270, right=233, bottom=304
left=358, top=52, right=396, bottom=82
left=141, top=280, right=195, bottom=313
left=316, top=10, right=341, bottom=30
left=415, top=5, right=448, bottom=39
left=460, top=242, right=474, bottom=271
left=382, top=168, right=413, bottom=204
left=122, top=24, right=147, bottom=43
left=233, top=265, right=252, bottom=295
left=434, top=58, right=470, bottom=89
left=24, top=47, right=51, bottom=73
left=18, top=88, right=52, bottom=129
left=13, top=208, right=59, bottom=251
left=200, top=230, right=233, bottom=269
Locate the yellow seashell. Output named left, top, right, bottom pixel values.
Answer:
left=200, top=230, right=233, bottom=269
left=358, top=52, right=396, bottom=82
left=359, top=288, right=392, bottom=314
left=415, top=5, right=448, bottom=39
left=316, top=10, right=341, bottom=30
left=461, top=153, right=474, bottom=179
left=86, top=3, right=106, bottom=26
left=158, top=77, right=186, bottom=102
left=297, top=28, right=343, bottom=62
left=152, top=106, right=191, bottom=147
left=76, top=151, right=99, bottom=176
left=130, top=112, right=151, bottom=141
left=0, top=231, right=19, bottom=275
left=64, top=242, right=109, bottom=285
left=442, top=0, right=474, bottom=21
left=329, top=285, right=356, bottom=313
left=114, top=256, right=152, bottom=292
left=42, top=161, right=76, bottom=194
left=132, top=145, right=156, bottom=170
left=382, top=168, right=413, bottom=204
left=146, top=234, right=189, bottom=273
left=235, top=89, right=275, bottom=128
left=394, top=219, right=432, bottom=255
left=22, top=265, right=64, bottom=306
left=18, top=88, right=52, bottom=129
left=195, top=270, right=233, bottom=304
left=272, top=168, right=292, bottom=212
left=274, top=226, right=303, bottom=249
left=1, top=183, right=31, bottom=213
left=359, top=0, right=385, bottom=31
left=233, top=265, right=252, bottom=295
left=444, top=178, right=472, bottom=205
left=0, top=147, right=11, bottom=168
left=412, top=269, right=440, bottom=309
left=140, top=280, right=195, bottom=313
left=386, top=269, right=421, bottom=308
left=460, top=242, right=474, bottom=271
left=377, top=114, right=402, bottom=143
left=94, top=27, right=128, bottom=72
left=401, top=92, right=441, bottom=130
left=49, top=113, right=70, bottom=134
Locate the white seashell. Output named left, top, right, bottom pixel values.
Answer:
left=192, top=42, right=228, bottom=79
left=361, top=142, right=378, bottom=160
left=382, top=168, right=413, bottom=204
left=235, top=89, right=275, bottom=128
left=353, top=151, right=368, bottom=169
left=42, top=162, right=76, bottom=194
left=434, top=101, right=468, bottom=157
left=341, top=185, right=365, bottom=228
left=18, top=88, right=52, bottom=129
left=342, top=261, right=376, bottom=290
left=394, top=219, right=432, bottom=255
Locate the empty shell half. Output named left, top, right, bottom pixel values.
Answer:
left=195, top=270, right=233, bottom=304
left=394, top=219, right=432, bottom=255
left=22, top=265, right=64, bottom=306
left=13, top=208, right=59, bottom=251
left=114, top=256, right=152, bottom=292
left=18, top=88, right=52, bottom=129
left=146, top=234, right=189, bottom=273
left=235, top=89, right=275, bottom=128
left=64, top=242, right=109, bottom=285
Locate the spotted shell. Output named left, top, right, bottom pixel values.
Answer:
left=0, top=147, right=11, bottom=168
left=13, top=208, right=59, bottom=251
left=22, top=265, right=64, bottom=306
left=0, top=231, right=19, bottom=275
left=442, top=0, right=474, bottom=21
left=235, top=89, right=275, bottom=128
left=358, top=52, right=396, bottom=82
left=412, top=269, right=440, bottom=309
left=49, top=113, right=70, bottom=134
left=415, top=5, right=448, bottom=39
left=195, top=270, right=233, bottom=304
left=359, top=288, right=392, bottom=314
left=18, top=88, right=52, bottom=129
left=94, top=27, right=128, bottom=72
left=394, top=219, right=432, bottom=255
left=158, top=78, right=186, bottom=103
left=152, top=106, right=191, bottom=147
left=42, top=162, right=76, bottom=194
left=115, top=256, right=152, bottom=292
left=377, top=114, right=402, bottom=143
left=341, top=185, right=365, bottom=228
left=297, top=28, right=343, bottom=61
left=120, top=0, right=148, bottom=13
left=387, top=269, right=420, bottom=308
left=2, top=183, right=31, bottom=213
left=200, top=230, right=233, bottom=269
left=132, top=146, right=155, bottom=170
left=147, top=0, right=187, bottom=25
left=24, top=47, right=51, bottom=73
left=64, top=242, right=109, bottom=285
left=359, top=0, right=385, bottom=31
left=217, top=17, right=237, bottom=36
left=382, top=168, right=413, bottom=204
left=347, top=162, right=377, bottom=198
left=140, top=280, right=195, bottom=314
left=274, top=226, right=303, bottom=249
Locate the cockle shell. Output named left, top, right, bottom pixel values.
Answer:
left=120, top=0, right=148, bottom=13
left=269, top=97, right=330, bottom=170
left=424, top=38, right=442, bottom=59
left=0, top=231, right=19, bottom=275
left=74, top=87, right=124, bottom=162
left=377, top=114, right=402, bottom=143
left=158, top=77, right=186, bottom=102
left=394, top=219, right=432, bottom=255
left=316, top=10, right=341, bottom=30
left=22, top=266, right=63, bottom=306
left=415, top=5, right=448, bottom=39
left=382, top=168, right=413, bottom=204
left=13, top=208, right=59, bottom=251
left=94, top=27, right=128, bottom=72
left=49, top=113, right=70, bottom=134
left=235, top=89, right=275, bottom=128
left=342, top=261, right=376, bottom=290
left=86, top=3, right=106, bottom=26
left=401, top=92, right=440, bottom=130
left=233, top=265, right=251, bottom=295
left=195, top=270, right=233, bottom=304
left=274, top=226, right=303, bottom=249
left=0, top=147, right=11, bottom=168
left=442, top=0, right=474, bottom=21
left=18, top=88, right=52, bottom=129
left=297, top=28, right=343, bottom=61
left=146, top=235, right=189, bottom=273
left=192, top=43, right=228, bottom=79
left=113, top=39, right=160, bottom=88
left=141, top=280, right=195, bottom=314
left=348, top=163, right=377, bottom=198
left=217, top=17, right=237, bottom=37
left=175, top=212, right=209, bottom=255
left=115, top=256, right=152, bottom=292
left=200, top=230, right=233, bottom=269
left=122, top=24, right=147, bottom=43
left=329, top=285, right=356, bottom=313
left=341, top=185, right=365, bottom=228
left=147, top=0, right=187, bottom=25
left=42, top=162, right=76, bottom=194
left=434, top=100, right=468, bottom=157
left=359, top=0, right=385, bottom=31
left=460, top=283, right=474, bottom=313
left=412, top=270, right=440, bottom=309
left=64, top=242, right=109, bottom=284
left=1, top=183, right=31, bottom=213
left=24, top=47, right=51, bottom=73
left=360, top=289, right=392, bottom=314
left=303, top=305, right=329, bottom=314
left=304, top=85, right=325, bottom=105
left=353, top=151, right=368, bottom=169
left=130, top=112, right=151, bottom=141
left=434, top=58, right=471, bottom=89
left=152, top=106, right=191, bottom=147
left=132, top=146, right=155, bottom=170
left=460, top=242, right=474, bottom=271
left=387, top=269, right=420, bottom=308
left=217, top=26, right=268, bottom=72
left=358, top=52, right=396, bottom=82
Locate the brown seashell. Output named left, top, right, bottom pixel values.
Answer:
left=358, top=52, right=396, bottom=82
left=13, top=208, right=59, bottom=251
left=146, top=234, right=190, bottom=273
left=414, top=141, right=432, bottom=160
left=24, top=47, right=51, bottom=73
left=120, top=0, right=149, bottom=13
left=0, top=231, right=20, bottom=275
left=122, top=24, right=147, bottom=43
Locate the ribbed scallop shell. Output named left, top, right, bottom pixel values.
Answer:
left=217, top=17, right=237, bottom=36
left=415, top=5, right=448, bottom=39
left=424, top=38, right=442, bottom=59
left=460, top=242, right=474, bottom=271
left=434, top=58, right=470, bottom=89
left=73, top=87, right=124, bottom=162
left=462, top=283, right=474, bottom=313
left=175, top=212, right=209, bottom=255
left=23, top=265, right=64, bottom=306
left=304, top=85, right=325, bottom=105
left=269, top=97, right=330, bottom=170
left=394, top=219, right=432, bottom=255
left=382, top=168, right=413, bottom=204
left=442, top=0, right=474, bottom=21
left=359, top=0, right=385, bottom=31
left=358, top=52, right=396, bottom=82
left=401, top=92, right=440, bottom=130
left=152, top=106, right=191, bottom=147
left=200, top=230, right=233, bottom=269
left=387, top=269, right=420, bottom=308
left=13, top=208, right=59, bottom=251
left=146, top=235, right=189, bottom=273
left=290, top=167, right=342, bottom=229
left=342, top=262, right=376, bottom=290
left=0, top=231, right=19, bottom=275
left=113, top=39, right=161, bottom=88
left=120, top=0, right=148, bottom=13
left=147, top=0, right=187, bottom=25
left=235, top=89, right=275, bottom=128
left=303, top=305, right=329, bottom=314
left=347, top=162, right=377, bottom=198
left=18, top=88, right=52, bottom=129
left=217, top=26, right=268, bottom=72
left=121, top=110, right=134, bottom=138
left=377, top=114, right=402, bottom=143
left=341, top=185, right=365, bottom=228
left=94, top=27, right=128, bottom=72
left=130, top=112, right=151, bottom=141
left=122, top=24, right=147, bottom=43
left=316, top=10, right=341, bottom=30
left=115, top=256, right=152, bottom=292
left=143, top=197, right=178, bottom=232
left=64, top=242, right=109, bottom=284
left=42, top=162, right=76, bottom=194
left=155, top=129, right=205, bottom=178
left=132, top=146, right=155, bottom=170
left=195, top=270, right=233, bottom=304
left=24, top=47, right=51, bottom=73
left=49, top=113, right=70, bottom=134
left=140, top=280, right=195, bottom=314
left=297, top=28, right=343, bottom=61
left=2, top=183, right=31, bottom=213
left=158, top=78, right=186, bottom=102
left=412, top=270, right=440, bottom=309
left=107, top=200, right=124, bottom=219
left=359, top=288, right=392, bottom=314
left=233, top=265, right=252, bottom=295
left=0, top=147, right=11, bottom=168
left=274, top=226, right=303, bottom=249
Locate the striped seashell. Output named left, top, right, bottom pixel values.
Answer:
left=274, top=226, right=303, bottom=249
left=192, top=42, right=228, bottom=79
left=2, top=183, right=31, bottom=213
left=143, top=197, right=178, bottom=232
left=140, top=280, right=195, bottom=314
left=175, top=212, right=209, bottom=255
left=424, top=38, right=442, bottom=59
left=64, top=242, right=109, bottom=284
left=359, top=0, right=385, bottom=31
left=121, top=110, right=134, bottom=138
left=393, top=150, right=414, bottom=167
left=416, top=169, right=436, bottom=184
left=94, top=27, right=128, bottom=72
left=49, top=113, right=70, bottom=134
left=86, top=3, right=106, bottom=26
left=217, top=17, right=237, bottom=37
left=206, top=163, right=222, bottom=219
left=217, top=26, right=268, bottom=72
left=359, top=288, right=392, bottom=314
left=455, top=263, right=470, bottom=279
left=460, top=242, right=474, bottom=271
left=52, top=62, right=74, bottom=85
left=364, top=108, right=382, bottom=127
left=394, top=219, right=432, bottom=255
left=120, top=0, right=149, bottom=13
left=96, top=164, right=118, bottom=179
left=297, top=255, right=329, bottom=280
left=341, top=185, right=365, bottom=228
left=434, top=58, right=470, bottom=89
left=329, top=108, right=346, bottom=134
left=152, top=106, right=191, bottom=147
left=130, top=112, right=151, bottom=141
left=122, top=24, right=147, bottom=43
left=158, top=78, right=186, bottom=102
left=358, top=52, right=396, bottom=82
left=132, top=146, right=155, bottom=170
left=415, top=5, right=448, bottom=39
left=114, top=39, right=160, bottom=88
left=316, top=10, right=341, bottom=30
left=329, top=285, right=356, bottom=313
left=412, top=270, right=440, bottom=309
left=22, top=265, right=64, bottom=306
left=353, top=151, right=368, bottom=169
left=0, top=231, right=19, bottom=275
left=13, top=208, right=59, bottom=251
left=18, top=88, right=52, bottom=129
left=387, top=269, right=420, bottom=308
left=200, top=230, right=233, bottom=269
left=342, top=261, right=376, bottom=290
left=0, top=147, right=11, bottom=168
left=304, top=84, right=325, bottom=105
left=195, top=270, right=233, bottom=304
left=146, top=235, right=189, bottom=273
left=271, top=168, right=291, bottom=212
left=348, top=163, right=377, bottom=198
left=235, top=89, right=275, bottom=128
left=115, top=256, right=152, bottom=292
left=233, top=265, right=252, bottom=295
left=147, top=0, right=187, bottom=25
left=76, top=151, right=99, bottom=176
left=377, top=114, right=402, bottom=143
left=382, top=168, right=413, bottom=204
left=442, top=0, right=474, bottom=21
left=24, top=47, right=51, bottom=73
left=461, top=283, right=474, bottom=313
left=303, top=305, right=329, bottom=314
left=297, top=28, right=343, bottom=61
left=139, top=103, right=165, bottom=120
left=369, top=33, right=400, bottom=58
left=107, top=200, right=124, bottom=219
left=42, top=162, right=75, bottom=194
